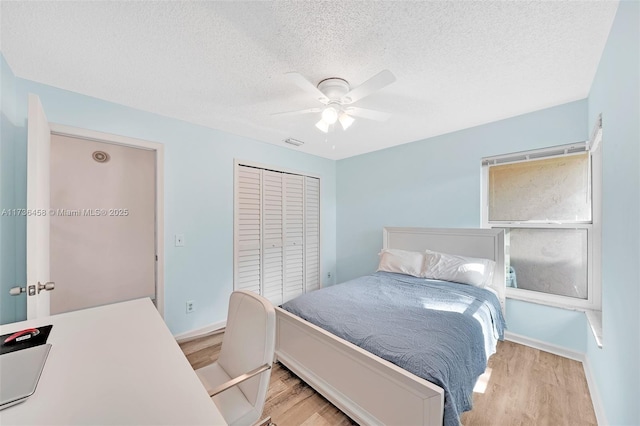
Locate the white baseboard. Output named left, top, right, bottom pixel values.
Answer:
left=174, top=320, right=226, bottom=343
left=504, top=331, right=583, bottom=361
left=581, top=353, right=608, bottom=426
left=504, top=331, right=606, bottom=425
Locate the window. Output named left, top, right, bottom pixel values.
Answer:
left=481, top=121, right=602, bottom=310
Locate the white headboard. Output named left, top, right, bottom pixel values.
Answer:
left=383, top=227, right=506, bottom=314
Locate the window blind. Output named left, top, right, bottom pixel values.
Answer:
left=488, top=152, right=591, bottom=222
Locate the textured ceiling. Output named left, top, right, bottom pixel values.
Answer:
left=1, top=1, right=618, bottom=160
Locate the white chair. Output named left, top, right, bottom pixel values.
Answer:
left=196, top=291, right=276, bottom=426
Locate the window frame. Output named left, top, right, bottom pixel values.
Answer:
left=481, top=135, right=602, bottom=312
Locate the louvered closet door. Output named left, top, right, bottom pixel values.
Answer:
left=304, top=176, right=320, bottom=292
left=235, top=166, right=262, bottom=294
left=283, top=174, right=304, bottom=303
left=262, top=171, right=284, bottom=305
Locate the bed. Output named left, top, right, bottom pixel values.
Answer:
left=274, top=227, right=506, bottom=426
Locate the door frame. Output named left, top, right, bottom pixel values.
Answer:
left=48, top=123, right=165, bottom=318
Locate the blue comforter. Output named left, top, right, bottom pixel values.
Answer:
left=280, top=271, right=505, bottom=426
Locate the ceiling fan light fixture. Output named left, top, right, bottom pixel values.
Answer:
left=315, top=119, right=329, bottom=133
left=338, top=113, right=355, bottom=130
left=278, top=70, right=396, bottom=135
left=321, top=106, right=339, bottom=125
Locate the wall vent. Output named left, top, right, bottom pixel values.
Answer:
left=284, top=138, right=304, bottom=147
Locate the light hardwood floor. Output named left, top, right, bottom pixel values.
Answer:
left=179, top=334, right=596, bottom=426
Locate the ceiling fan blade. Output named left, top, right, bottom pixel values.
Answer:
left=271, top=107, right=322, bottom=117
left=345, top=107, right=391, bottom=122
left=342, top=70, right=396, bottom=104
left=286, top=72, right=329, bottom=103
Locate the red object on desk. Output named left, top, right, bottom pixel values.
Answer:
left=3, top=328, right=40, bottom=344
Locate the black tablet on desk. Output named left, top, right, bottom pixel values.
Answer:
left=0, top=344, right=51, bottom=410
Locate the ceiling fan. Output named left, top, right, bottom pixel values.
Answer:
left=273, top=70, right=396, bottom=133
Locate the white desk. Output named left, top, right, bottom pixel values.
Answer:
left=0, top=298, right=227, bottom=425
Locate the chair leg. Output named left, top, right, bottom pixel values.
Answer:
left=254, top=416, right=275, bottom=426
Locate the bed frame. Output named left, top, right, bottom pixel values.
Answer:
left=275, top=227, right=505, bottom=426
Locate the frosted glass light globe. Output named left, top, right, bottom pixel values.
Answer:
left=321, top=107, right=339, bottom=124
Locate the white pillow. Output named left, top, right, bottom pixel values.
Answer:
left=422, top=249, right=495, bottom=287
left=377, top=249, right=425, bottom=278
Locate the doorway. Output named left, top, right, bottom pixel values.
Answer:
left=48, top=124, right=165, bottom=316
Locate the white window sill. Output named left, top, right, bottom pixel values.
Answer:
left=506, top=294, right=603, bottom=348
left=585, top=309, right=603, bottom=348
left=506, top=288, right=595, bottom=311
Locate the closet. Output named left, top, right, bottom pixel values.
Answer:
left=234, top=164, right=320, bottom=305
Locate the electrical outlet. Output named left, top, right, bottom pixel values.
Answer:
left=175, top=234, right=185, bottom=247
left=186, top=300, right=195, bottom=314
left=327, top=272, right=332, bottom=279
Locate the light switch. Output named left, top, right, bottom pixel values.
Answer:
left=175, top=234, right=185, bottom=247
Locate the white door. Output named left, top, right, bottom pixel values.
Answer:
left=262, top=170, right=284, bottom=305
left=234, top=163, right=321, bottom=304
left=26, top=94, right=54, bottom=318
left=283, top=173, right=304, bottom=302
left=9, top=97, right=164, bottom=321
left=304, top=176, right=320, bottom=292
left=235, top=166, right=263, bottom=294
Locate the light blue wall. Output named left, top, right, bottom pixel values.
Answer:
left=586, top=1, right=640, bottom=424
left=336, top=101, right=585, bottom=275
left=0, top=55, right=19, bottom=323
left=336, top=100, right=590, bottom=354
left=0, top=70, right=336, bottom=335
left=336, top=3, right=639, bottom=422
left=506, top=299, right=586, bottom=351
left=2, top=2, right=638, bottom=418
